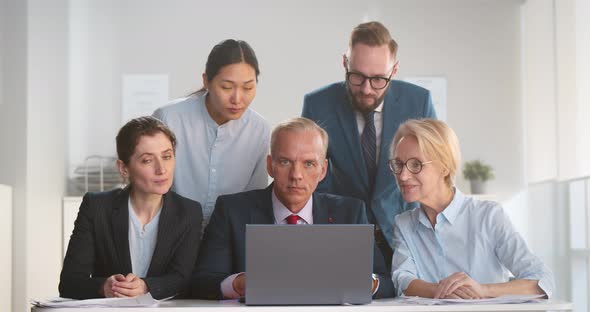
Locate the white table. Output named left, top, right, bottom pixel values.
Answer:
left=31, top=298, right=573, bottom=312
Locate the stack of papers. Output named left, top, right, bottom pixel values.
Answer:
left=399, top=294, right=545, bottom=305
left=31, top=293, right=168, bottom=308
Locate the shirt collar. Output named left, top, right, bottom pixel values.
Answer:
left=374, top=101, right=384, bottom=113
left=415, top=187, right=464, bottom=230
left=271, top=189, right=313, bottom=224
left=355, top=101, right=384, bottom=115
left=199, top=91, right=234, bottom=129
left=441, top=188, right=465, bottom=225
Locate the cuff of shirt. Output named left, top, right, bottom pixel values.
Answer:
left=537, top=276, right=555, bottom=299
left=395, top=274, right=416, bottom=297
left=372, top=274, right=380, bottom=295
left=220, top=272, right=243, bottom=299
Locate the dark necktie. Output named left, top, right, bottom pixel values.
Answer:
left=286, top=214, right=300, bottom=225
left=361, top=111, right=377, bottom=188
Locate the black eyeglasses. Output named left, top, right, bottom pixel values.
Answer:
left=346, top=70, right=393, bottom=90
left=388, top=158, right=432, bottom=175
left=344, top=57, right=397, bottom=90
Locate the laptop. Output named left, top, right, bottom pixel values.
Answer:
left=245, top=224, right=374, bottom=305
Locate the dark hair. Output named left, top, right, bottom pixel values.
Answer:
left=349, top=21, right=398, bottom=58
left=116, top=116, right=177, bottom=165
left=194, top=39, right=260, bottom=93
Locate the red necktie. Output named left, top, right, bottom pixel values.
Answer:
left=286, top=214, right=300, bottom=225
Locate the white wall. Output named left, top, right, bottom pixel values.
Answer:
left=572, top=0, right=590, bottom=180
left=68, top=0, right=525, bottom=198
left=0, top=1, right=29, bottom=311
left=522, top=0, right=590, bottom=301
left=26, top=1, right=68, bottom=310
left=1, top=1, right=68, bottom=311
left=523, top=0, right=558, bottom=184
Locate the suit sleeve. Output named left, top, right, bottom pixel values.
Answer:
left=423, top=91, right=437, bottom=119
left=59, top=193, right=107, bottom=299
left=302, top=94, right=334, bottom=193
left=143, top=201, right=203, bottom=299
left=190, top=196, right=234, bottom=299
left=353, top=201, right=394, bottom=298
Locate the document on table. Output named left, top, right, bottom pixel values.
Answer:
left=30, top=293, right=171, bottom=308
left=399, top=294, right=545, bottom=305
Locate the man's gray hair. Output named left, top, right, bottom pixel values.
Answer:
left=270, top=117, right=329, bottom=158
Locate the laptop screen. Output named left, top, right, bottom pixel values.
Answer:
left=245, top=224, right=374, bottom=305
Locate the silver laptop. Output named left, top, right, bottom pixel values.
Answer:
left=245, top=224, right=374, bottom=305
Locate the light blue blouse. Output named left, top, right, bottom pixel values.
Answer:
left=392, top=189, right=554, bottom=297
left=153, top=92, right=270, bottom=227
left=128, top=198, right=161, bottom=278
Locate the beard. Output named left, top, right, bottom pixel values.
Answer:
left=345, top=82, right=388, bottom=113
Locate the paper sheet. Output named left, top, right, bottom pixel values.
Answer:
left=398, top=294, right=545, bottom=305
left=31, top=293, right=170, bottom=308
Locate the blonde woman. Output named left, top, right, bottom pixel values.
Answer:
left=390, top=119, right=554, bottom=299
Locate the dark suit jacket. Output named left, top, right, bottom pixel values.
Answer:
left=190, top=185, right=394, bottom=299
left=302, top=81, right=436, bottom=249
left=59, top=188, right=203, bottom=299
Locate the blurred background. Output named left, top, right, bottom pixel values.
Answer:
left=1, top=0, right=589, bottom=311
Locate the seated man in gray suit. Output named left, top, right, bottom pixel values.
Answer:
left=190, top=117, right=394, bottom=300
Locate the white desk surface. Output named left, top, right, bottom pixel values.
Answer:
left=31, top=298, right=573, bottom=312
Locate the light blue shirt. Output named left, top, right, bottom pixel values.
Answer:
left=128, top=198, right=161, bottom=278
left=153, top=92, right=270, bottom=226
left=392, top=189, right=554, bottom=298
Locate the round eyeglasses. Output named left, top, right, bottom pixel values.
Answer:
left=388, top=158, right=433, bottom=175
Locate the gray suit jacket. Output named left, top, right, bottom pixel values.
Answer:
left=190, top=185, right=394, bottom=299
left=302, top=80, right=436, bottom=249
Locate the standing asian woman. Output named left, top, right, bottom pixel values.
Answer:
left=153, top=39, right=270, bottom=227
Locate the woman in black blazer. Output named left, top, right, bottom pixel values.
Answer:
left=59, top=116, right=203, bottom=299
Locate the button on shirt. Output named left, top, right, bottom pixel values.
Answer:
left=391, top=188, right=555, bottom=298
left=128, top=198, right=161, bottom=278
left=153, top=92, right=270, bottom=227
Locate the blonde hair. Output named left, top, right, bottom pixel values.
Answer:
left=390, top=119, right=461, bottom=187
left=270, top=117, right=329, bottom=158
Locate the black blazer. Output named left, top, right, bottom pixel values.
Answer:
left=190, top=185, right=394, bottom=299
left=59, top=188, right=203, bottom=299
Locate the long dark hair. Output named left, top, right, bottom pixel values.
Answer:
left=192, top=39, right=260, bottom=95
